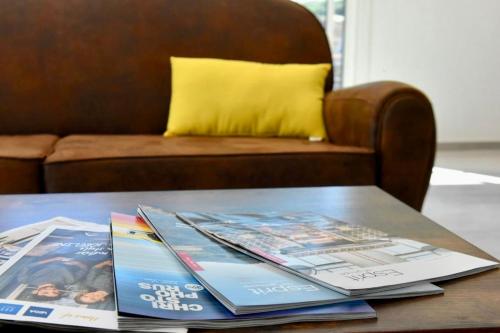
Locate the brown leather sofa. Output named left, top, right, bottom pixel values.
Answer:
left=0, top=0, right=435, bottom=211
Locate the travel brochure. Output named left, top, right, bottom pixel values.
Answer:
left=174, top=211, right=498, bottom=295
left=111, top=212, right=375, bottom=330
left=0, top=205, right=496, bottom=332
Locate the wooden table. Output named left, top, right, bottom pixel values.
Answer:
left=0, top=186, right=498, bottom=332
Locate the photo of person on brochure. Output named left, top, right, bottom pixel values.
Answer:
left=74, top=259, right=114, bottom=305
left=0, top=228, right=116, bottom=311
left=17, top=256, right=89, bottom=301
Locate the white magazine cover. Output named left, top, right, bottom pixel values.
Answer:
left=177, top=211, right=499, bottom=295
left=0, top=222, right=185, bottom=332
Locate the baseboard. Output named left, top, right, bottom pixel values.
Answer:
left=438, top=142, right=500, bottom=150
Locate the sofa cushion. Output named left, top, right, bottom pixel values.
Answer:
left=44, top=135, right=376, bottom=193
left=0, top=135, right=59, bottom=193
left=166, top=57, right=330, bottom=139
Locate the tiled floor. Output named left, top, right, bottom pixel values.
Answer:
left=422, top=149, right=500, bottom=259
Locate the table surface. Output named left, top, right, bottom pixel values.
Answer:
left=0, top=186, right=498, bottom=333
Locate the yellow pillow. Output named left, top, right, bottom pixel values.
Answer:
left=165, top=57, right=331, bottom=139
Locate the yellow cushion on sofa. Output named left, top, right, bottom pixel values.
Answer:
left=165, top=57, right=331, bottom=139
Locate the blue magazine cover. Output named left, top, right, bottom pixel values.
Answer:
left=111, top=213, right=375, bottom=328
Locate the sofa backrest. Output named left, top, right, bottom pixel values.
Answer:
left=0, top=0, right=332, bottom=135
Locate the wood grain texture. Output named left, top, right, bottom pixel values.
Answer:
left=0, top=186, right=498, bottom=332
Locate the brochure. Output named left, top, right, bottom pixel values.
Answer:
left=138, top=205, right=443, bottom=315
left=111, top=212, right=376, bottom=329
left=0, top=225, right=118, bottom=329
left=175, top=211, right=498, bottom=295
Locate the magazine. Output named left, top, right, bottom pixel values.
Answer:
left=111, top=212, right=376, bottom=329
left=174, top=211, right=499, bottom=295
left=138, top=205, right=443, bottom=315
left=0, top=222, right=186, bottom=333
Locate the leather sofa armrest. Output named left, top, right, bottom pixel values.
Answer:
left=323, top=81, right=436, bottom=211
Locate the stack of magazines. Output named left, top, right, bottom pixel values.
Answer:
left=0, top=206, right=497, bottom=332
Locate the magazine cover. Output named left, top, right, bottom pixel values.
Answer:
left=111, top=212, right=376, bottom=328
left=0, top=225, right=118, bottom=329
left=176, top=211, right=498, bottom=295
left=138, top=206, right=442, bottom=315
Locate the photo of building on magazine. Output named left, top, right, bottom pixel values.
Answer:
left=178, top=211, right=498, bottom=294
left=178, top=212, right=452, bottom=273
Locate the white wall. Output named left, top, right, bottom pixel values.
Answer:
left=343, top=0, right=500, bottom=143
